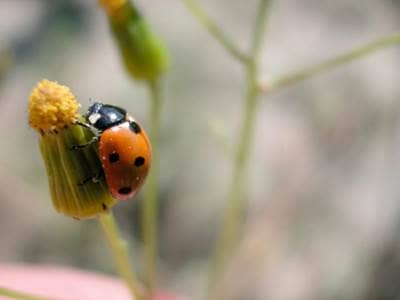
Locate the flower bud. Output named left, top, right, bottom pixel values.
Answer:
left=99, top=0, right=169, bottom=81
left=28, top=80, right=116, bottom=219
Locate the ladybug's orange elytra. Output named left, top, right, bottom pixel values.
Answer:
left=99, top=120, right=151, bottom=200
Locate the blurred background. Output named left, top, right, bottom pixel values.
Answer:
left=0, top=0, right=400, bottom=299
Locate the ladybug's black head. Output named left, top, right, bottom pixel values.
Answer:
left=86, top=102, right=127, bottom=131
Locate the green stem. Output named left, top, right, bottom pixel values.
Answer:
left=0, top=287, right=53, bottom=300
left=250, top=0, right=270, bottom=58
left=207, top=1, right=271, bottom=298
left=183, top=0, right=248, bottom=63
left=267, top=32, right=400, bottom=92
left=141, top=80, right=162, bottom=297
left=99, top=212, right=144, bottom=300
left=208, top=62, right=259, bottom=292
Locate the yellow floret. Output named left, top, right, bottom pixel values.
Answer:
left=28, top=79, right=80, bottom=133
left=98, top=0, right=127, bottom=16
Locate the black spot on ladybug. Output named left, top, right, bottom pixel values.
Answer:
left=118, top=187, right=132, bottom=195
left=129, top=121, right=141, bottom=134
left=109, top=151, right=120, bottom=163
left=102, top=203, right=107, bottom=211
left=134, top=156, right=145, bottom=167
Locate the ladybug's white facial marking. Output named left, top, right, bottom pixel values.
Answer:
left=88, top=113, right=101, bottom=125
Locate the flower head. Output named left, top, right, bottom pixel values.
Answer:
left=28, top=79, right=80, bottom=134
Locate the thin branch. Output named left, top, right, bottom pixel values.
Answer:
left=141, top=80, right=162, bottom=297
left=265, top=32, right=400, bottom=93
left=207, top=1, right=271, bottom=299
left=99, top=212, right=144, bottom=300
left=250, top=0, right=271, bottom=59
left=183, top=0, right=249, bottom=63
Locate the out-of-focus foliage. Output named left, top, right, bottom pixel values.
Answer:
left=0, top=0, right=399, bottom=299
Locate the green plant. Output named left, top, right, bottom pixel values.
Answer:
left=183, top=1, right=400, bottom=299
left=1, top=1, right=400, bottom=300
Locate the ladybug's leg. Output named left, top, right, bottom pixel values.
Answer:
left=71, top=120, right=100, bottom=150
left=74, top=120, right=95, bottom=130
left=70, top=136, right=99, bottom=150
left=78, top=169, right=104, bottom=186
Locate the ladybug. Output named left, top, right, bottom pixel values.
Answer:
left=74, top=102, right=151, bottom=200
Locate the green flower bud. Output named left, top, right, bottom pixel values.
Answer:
left=99, top=0, right=169, bottom=81
left=28, top=80, right=116, bottom=219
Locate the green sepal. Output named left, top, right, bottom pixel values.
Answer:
left=39, top=124, right=116, bottom=219
left=109, top=2, right=169, bottom=81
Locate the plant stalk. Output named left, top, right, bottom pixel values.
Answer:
left=141, top=80, right=162, bottom=297
left=267, top=32, right=400, bottom=92
left=207, top=0, right=271, bottom=298
left=99, top=212, right=144, bottom=300
left=183, top=0, right=248, bottom=63
left=208, top=60, right=259, bottom=292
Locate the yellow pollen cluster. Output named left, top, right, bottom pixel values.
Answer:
left=98, top=0, right=127, bottom=16
left=28, top=79, right=80, bottom=133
